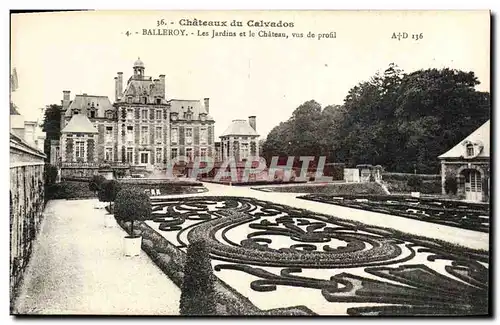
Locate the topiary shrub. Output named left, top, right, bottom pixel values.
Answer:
left=98, top=180, right=122, bottom=210
left=114, top=188, right=151, bottom=236
left=89, top=175, right=106, bottom=196
left=444, top=176, right=458, bottom=195
left=407, top=175, right=423, bottom=192
left=180, top=240, right=217, bottom=316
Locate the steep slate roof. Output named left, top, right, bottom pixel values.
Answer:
left=220, top=119, right=259, bottom=137
left=439, top=120, right=490, bottom=159
left=169, top=99, right=214, bottom=121
left=65, top=94, right=113, bottom=117
left=123, top=77, right=164, bottom=98
left=61, top=114, right=98, bottom=134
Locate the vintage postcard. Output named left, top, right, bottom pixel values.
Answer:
left=9, top=10, right=490, bottom=316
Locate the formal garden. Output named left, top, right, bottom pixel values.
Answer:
left=96, top=189, right=488, bottom=316
left=297, top=194, right=489, bottom=233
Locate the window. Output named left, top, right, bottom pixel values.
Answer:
left=466, top=144, right=474, bottom=157
left=105, top=147, right=113, bottom=161
left=106, top=111, right=113, bottom=119
left=143, top=97, right=147, bottom=104
left=90, top=110, right=96, bottom=118
left=141, top=109, right=148, bottom=120
left=140, top=152, right=149, bottom=164
left=126, top=126, right=134, bottom=142
left=200, top=148, right=207, bottom=158
left=171, top=148, right=178, bottom=159
left=73, top=109, right=79, bottom=115
left=156, top=109, right=162, bottom=120
left=186, top=148, right=193, bottom=161
left=156, top=98, right=161, bottom=105
left=186, top=128, right=193, bottom=144
left=105, top=126, right=113, bottom=142
left=155, top=148, right=163, bottom=163
left=141, top=126, right=149, bottom=144
left=155, top=127, right=162, bottom=142
left=126, top=109, right=134, bottom=120
left=241, top=143, right=249, bottom=159
left=75, top=141, right=85, bottom=159
left=171, top=128, right=178, bottom=144
left=127, top=97, right=132, bottom=103
left=126, top=147, right=133, bottom=163
left=200, top=128, right=208, bottom=144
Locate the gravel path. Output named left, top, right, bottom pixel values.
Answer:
left=13, top=199, right=180, bottom=315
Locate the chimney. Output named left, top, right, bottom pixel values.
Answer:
left=204, top=98, right=210, bottom=114
left=159, top=74, right=166, bottom=97
left=62, top=90, right=71, bottom=110
left=249, top=116, right=256, bottom=131
left=116, top=72, right=123, bottom=101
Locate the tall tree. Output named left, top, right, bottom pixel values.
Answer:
left=40, top=104, right=62, bottom=161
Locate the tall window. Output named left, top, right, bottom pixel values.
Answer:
left=105, top=147, right=113, bottom=161
left=200, top=147, right=207, bottom=158
left=143, top=97, right=147, bottom=104
left=141, top=109, right=148, bottom=120
left=171, top=128, right=178, bottom=144
left=185, top=128, right=193, bottom=144
left=200, top=128, right=208, bottom=144
left=186, top=148, right=193, bottom=161
left=171, top=148, right=178, bottom=159
left=241, top=143, right=249, bottom=159
left=126, top=109, right=134, bottom=120
left=155, top=148, right=163, bottom=163
left=126, top=126, right=134, bottom=142
left=75, top=141, right=85, bottom=159
left=155, top=127, right=162, bottom=143
left=105, top=126, right=113, bottom=142
left=140, top=152, right=149, bottom=164
left=126, top=147, right=133, bottom=163
left=156, top=110, right=162, bottom=120
left=141, top=126, right=149, bottom=144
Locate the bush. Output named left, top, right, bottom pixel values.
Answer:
left=180, top=240, right=217, bottom=315
left=444, top=176, right=458, bottom=195
left=407, top=175, right=423, bottom=191
left=115, top=188, right=151, bottom=235
left=45, top=181, right=97, bottom=200
left=98, top=180, right=122, bottom=209
left=44, top=164, right=58, bottom=186
left=89, top=175, right=106, bottom=194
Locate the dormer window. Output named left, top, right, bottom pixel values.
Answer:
left=466, top=144, right=474, bottom=157
left=127, top=96, right=132, bottom=103
left=156, top=98, right=161, bottom=105
left=143, top=97, right=147, bottom=104
left=90, top=110, right=96, bottom=118
left=106, top=111, right=114, bottom=119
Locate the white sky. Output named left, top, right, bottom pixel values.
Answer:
left=10, top=10, right=490, bottom=139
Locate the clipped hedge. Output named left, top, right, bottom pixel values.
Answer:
left=255, top=182, right=386, bottom=195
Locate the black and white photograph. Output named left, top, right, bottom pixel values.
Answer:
left=9, top=9, right=491, bottom=316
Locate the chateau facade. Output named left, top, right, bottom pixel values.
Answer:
left=54, top=58, right=215, bottom=178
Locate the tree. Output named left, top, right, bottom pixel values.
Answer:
left=89, top=175, right=106, bottom=196
left=114, top=188, right=151, bottom=235
left=98, top=180, right=122, bottom=210
left=179, top=240, right=217, bottom=316
left=40, top=104, right=62, bottom=161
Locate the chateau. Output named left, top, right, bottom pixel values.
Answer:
left=52, top=58, right=216, bottom=178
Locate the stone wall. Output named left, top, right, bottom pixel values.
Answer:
left=10, top=136, right=46, bottom=309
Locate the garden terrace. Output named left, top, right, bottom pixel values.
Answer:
left=297, top=194, right=489, bottom=233
left=121, top=196, right=488, bottom=316
left=118, top=178, right=207, bottom=196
